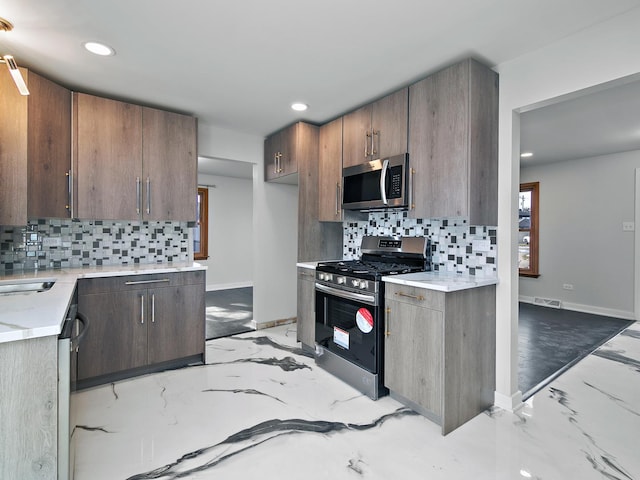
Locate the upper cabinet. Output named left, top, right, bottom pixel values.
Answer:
left=142, top=107, right=197, bottom=221
left=264, top=123, right=299, bottom=182
left=73, top=93, right=197, bottom=221
left=318, top=117, right=344, bottom=222
left=342, top=88, right=408, bottom=168
left=408, top=59, right=498, bottom=224
left=0, top=68, right=71, bottom=225
left=73, top=93, right=142, bottom=221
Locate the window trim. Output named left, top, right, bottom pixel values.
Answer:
left=194, top=187, right=209, bottom=261
left=519, top=181, right=540, bottom=278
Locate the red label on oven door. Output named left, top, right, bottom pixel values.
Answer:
left=355, top=307, right=374, bottom=333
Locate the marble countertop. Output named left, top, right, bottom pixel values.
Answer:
left=382, top=271, right=498, bottom=292
left=0, top=262, right=207, bottom=344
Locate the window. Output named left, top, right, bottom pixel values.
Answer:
left=194, top=187, right=209, bottom=260
left=519, top=182, right=539, bottom=277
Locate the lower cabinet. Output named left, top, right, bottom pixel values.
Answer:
left=384, top=282, right=496, bottom=435
left=296, top=267, right=316, bottom=350
left=77, top=271, right=205, bottom=385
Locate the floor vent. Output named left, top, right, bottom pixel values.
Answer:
left=533, top=297, right=562, bottom=308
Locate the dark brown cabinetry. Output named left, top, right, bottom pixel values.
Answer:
left=384, top=282, right=496, bottom=435
left=408, top=59, right=498, bottom=224
left=0, top=68, right=71, bottom=225
left=264, top=123, right=299, bottom=182
left=318, top=117, right=344, bottom=222
left=295, top=122, right=343, bottom=262
left=342, top=88, right=408, bottom=168
left=77, top=271, right=205, bottom=385
left=296, top=267, right=315, bottom=350
left=142, top=107, right=198, bottom=221
left=73, top=93, right=197, bottom=221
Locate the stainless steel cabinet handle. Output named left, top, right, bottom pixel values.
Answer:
left=371, top=129, right=378, bottom=156
left=277, top=152, right=283, bottom=173
left=140, top=294, right=145, bottom=324
left=65, top=170, right=72, bottom=214
left=394, top=291, right=425, bottom=301
left=274, top=153, right=278, bottom=174
left=385, top=307, right=391, bottom=337
left=146, top=177, right=151, bottom=215
left=409, top=167, right=415, bottom=210
left=336, top=182, right=341, bottom=216
left=125, top=278, right=171, bottom=286
left=151, top=293, right=155, bottom=323
left=364, top=131, right=371, bottom=157
left=136, top=177, right=141, bottom=215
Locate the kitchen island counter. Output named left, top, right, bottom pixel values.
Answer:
left=0, top=262, right=206, bottom=344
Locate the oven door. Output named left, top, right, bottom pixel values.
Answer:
left=315, top=282, right=382, bottom=374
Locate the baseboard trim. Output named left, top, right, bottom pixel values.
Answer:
left=251, top=317, right=297, bottom=330
left=206, top=281, right=253, bottom=292
left=494, top=390, right=523, bottom=412
left=519, top=295, right=635, bottom=320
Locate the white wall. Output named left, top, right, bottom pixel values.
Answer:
left=520, top=151, right=638, bottom=319
left=197, top=123, right=298, bottom=327
left=494, top=7, right=640, bottom=410
left=197, top=173, right=253, bottom=291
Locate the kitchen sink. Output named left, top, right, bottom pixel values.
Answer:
left=0, top=278, right=56, bottom=295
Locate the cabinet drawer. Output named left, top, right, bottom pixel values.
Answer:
left=78, top=270, right=204, bottom=295
left=385, top=283, right=444, bottom=311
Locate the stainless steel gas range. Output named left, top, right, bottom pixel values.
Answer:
left=314, top=236, right=431, bottom=399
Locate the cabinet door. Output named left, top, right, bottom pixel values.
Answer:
left=264, top=130, right=282, bottom=181
left=142, top=107, right=197, bottom=221
left=384, top=298, right=443, bottom=417
left=27, top=72, right=71, bottom=219
left=371, top=88, right=408, bottom=160
left=77, top=289, right=147, bottom=380
left=279, top=123, right=297, bottom=177
left=296, top=268, right=316, bottom=347
left=147, top=283, right=205, bottom=364
left=318, top=117, right=343, bottom=222
left=0, top=66, right=28, bottom=225
left=409, top=63, right=469, bottom=220
left=342, top=104, right=371, bottom=168
left=74, top=93, right=142, bottom=220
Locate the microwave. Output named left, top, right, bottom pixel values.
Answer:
left=342, top=153, right=409, bottom=211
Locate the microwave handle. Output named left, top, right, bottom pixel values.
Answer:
left=379, top=158, right=389, bottom=205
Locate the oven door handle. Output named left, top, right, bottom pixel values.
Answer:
left=315, top=283, right=377, bottom=306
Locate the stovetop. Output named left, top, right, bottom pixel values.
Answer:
left=316, top=259, right=426, bottom=280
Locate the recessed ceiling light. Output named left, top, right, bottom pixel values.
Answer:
left=520, top=152, right=533, bottom=158
left=84, top=41, right=115, bottom=56
left=291, top=102, right=308, bottom=112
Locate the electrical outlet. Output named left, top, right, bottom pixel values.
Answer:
left=42, top=237, right=62, bottom=247
left=472, top=239, right=491, bottom=252
left=623, top=221, right=635, bottom=232
left=562, top=283, right=574, bottom=290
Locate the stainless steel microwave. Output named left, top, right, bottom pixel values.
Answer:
left=342, top=153, right=409, bottom=211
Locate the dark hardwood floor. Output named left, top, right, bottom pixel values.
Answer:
left=205, top=287, right=253, bottom=340
left=518, top=302, right=633, bottom=399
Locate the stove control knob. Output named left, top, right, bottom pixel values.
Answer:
left=326, top=274, right=333, bottom=282
left=318, top=273, right=325, bottom=281
left=351, top=279, right=359, bottom=287
left=337, top=276, right=346, bottom=285
left=359, top=280, right=368, bottom=290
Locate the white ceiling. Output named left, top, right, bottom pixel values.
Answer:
left=1, top=0, right=640, bottom=175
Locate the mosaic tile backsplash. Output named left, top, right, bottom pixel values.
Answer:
left=343, top=211, right=497, bottom=276
left=0, top=219, right=191, bottom=272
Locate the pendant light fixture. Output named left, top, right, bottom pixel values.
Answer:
left=0, top=17, right=30, bottom=96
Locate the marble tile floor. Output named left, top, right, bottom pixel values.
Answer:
left=73, top=322, right=640, bottom=480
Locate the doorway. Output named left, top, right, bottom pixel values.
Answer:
left=516, top=77, right=640, bottom=398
